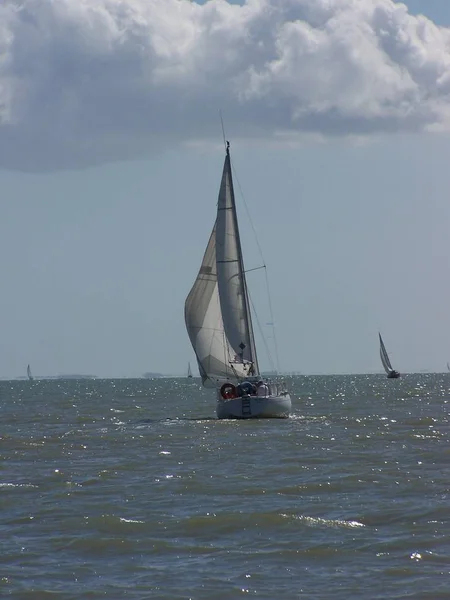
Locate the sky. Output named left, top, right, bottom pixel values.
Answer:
left=1, top=0, right=450, bottom=378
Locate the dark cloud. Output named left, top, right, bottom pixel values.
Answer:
left=0, top=0, right=449, bottom=171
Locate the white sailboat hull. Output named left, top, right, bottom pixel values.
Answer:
left=216, top=394, right=292, bottom=419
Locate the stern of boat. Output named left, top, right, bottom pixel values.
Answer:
left=216, top=393, right=291, bottom=419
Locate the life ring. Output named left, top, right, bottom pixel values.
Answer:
left=220, top=382, right=236, bottom=399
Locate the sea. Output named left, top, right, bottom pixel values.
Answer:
left=1, top=374, right=449, bottom=599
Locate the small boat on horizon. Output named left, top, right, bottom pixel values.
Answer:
left=187, top=362, right=193, bottom=378
left=379, top=333, right=400, bottom=379
left=184, top=141, right=291, bottom=419
left=27, top=364, right=34, bottom=381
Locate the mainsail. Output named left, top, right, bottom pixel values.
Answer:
left=184, top=143, right=259, bottom=386
left=379, top=333, right=393, bottom=374
left=216, top=144, right=258, bottom=374
left=27, top=364, right=33, bottom=381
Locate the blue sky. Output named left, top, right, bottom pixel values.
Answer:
left=402, top=1, right=450, bottom=23
left=1, top=0, right=450, bottom=378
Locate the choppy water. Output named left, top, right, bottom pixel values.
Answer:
left=1, top=374, right=449, bottom=599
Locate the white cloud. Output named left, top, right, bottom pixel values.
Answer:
left=1, top=0, right=450, bottom=170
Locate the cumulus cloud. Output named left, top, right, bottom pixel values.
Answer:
left=1, top=0, right=450, bottom=170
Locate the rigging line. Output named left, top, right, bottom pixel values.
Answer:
left=263, top=274, right=282, bottom=375
left=231, top=158, right=281, bottom=373
left=244, top=265, right=266, bottom=274
left=219, top=110, right=227, bottom=152
left=263, top=268, right=281, bottom=373
left=248, top=291, right=276, bottom=374
left=231, top=161, right=266, bottom=264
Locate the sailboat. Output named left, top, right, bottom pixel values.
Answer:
left=27, top=364, right=34, bottom=381
left=447, top=362, right=450, bottom=373
left=187, top=362, right=193, bottom=378
left=379, top=333, right=400, bottom=379
left=184, top=142, right=291, bottom=419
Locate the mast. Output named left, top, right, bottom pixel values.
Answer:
left=224, top=142, right=259, bottom=374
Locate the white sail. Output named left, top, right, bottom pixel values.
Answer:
left=215, top=146, right=258, bottom=375
left=379, top=333, right=393, bottom=374
left=184, top=141, right=292, bottom=418
left=185, top=224, right=249, bottom=385
left=27, top=364, right=33, bottom=381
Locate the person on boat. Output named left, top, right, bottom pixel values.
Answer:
left=256, top=380, right=269, bottom=397
left=237, top=381, right=256, bottom=397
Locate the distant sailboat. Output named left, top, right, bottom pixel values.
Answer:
left=187, top=362, right=193, bottom=378
left=379, top=333, right=400, bottom=379
left=184, top=141, right=291, bottom=419
left=27, top=364, right=34, bottom=381
left=447, top=362, right=450, bottom=372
